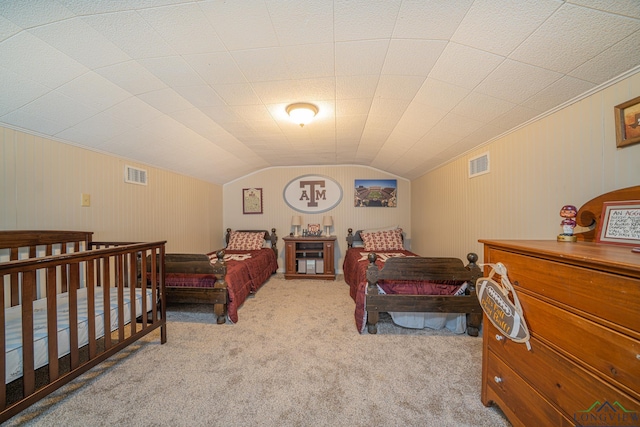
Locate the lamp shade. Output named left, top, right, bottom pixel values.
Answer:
left=286, top=103, right=318, bottom=127
left=291, top=215, right=302, bottom=226
left=322, top=216, right=333, bottom=227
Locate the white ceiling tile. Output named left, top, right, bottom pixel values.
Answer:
left=0, top=0, right=75, bottom=28
left=413, top=78, right=470, bottom=113
left=335, top=40, right=389, bottom=76
left=451, top=0, right=560, bottom=56
left=81, top=11, right=176, bottom=59
left=104, top=97, right=163, bottom=128
left=510, top=3, right=640, bottom=73
left=173, top=85, right=226, bottom=108
left=232, top=48, right=290, bottom=82
left=393, top=0, right=473, bottom=39
left=0, top=31, right=87, bottom=89
left=334, top=0, right=401, bottom=42
left=199, top=0, right=278, bottom=51
left=211, top=83, right=261, bottom=106
left=94, top=61, right=167, bottom=95
left=451, top=92, right=515, bottom=123
left=57, top=0, right=195, bottom=15
left=266, top=0, right=333, bottom=46
left=476, top=60, right=562, bottom=104
left=366, top=98, right=410, bottom=130
left=3, top=90, right=98, bottom=135
left=55, top=112, right=133, bottom=147
left=382, top=40, right=447, bottom=76
left=0, top=15, right=24, bottom=42
left=282, top=43, right=335, bottom=79
left=184, top=52, right=247, bottom=85
left=570, top=30, right=640, bottom=83
left=28, top=17, right=130, bottom=70
left=138, top=3, right=226, bottom=55
left=336, top=99, right=372, bottom=115
left=139, top=56, right=206, bottom=87
left=429, top=42, right=504, bottom=90
left=336, top=75, right=379, bottom=100
left=393, top=103, right=446, bottom=138
left=202, top=105, right=243, bottom=124
left=0, top=66, right=50, bottom=116
left=568, top=0, right=640, bottom=19
left=523, top=76, right=596, bottom=112
left=230, top=105, right=274, bottom=122
left=137, top=88, right=193, bottom=114
left=431, top=112, right=484, bottom=140
left=489, top=105, right=543, bottom=132
left=374, top=75, right=425, bottom=101
left=252, top=77, right=335, bottom=104
left=56, top=72, right=132, bottom=112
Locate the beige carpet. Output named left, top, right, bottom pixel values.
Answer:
left=5, top=275, right=510, bottom=426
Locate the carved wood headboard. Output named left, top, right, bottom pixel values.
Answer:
left=574, top=185, right=640, bottom=242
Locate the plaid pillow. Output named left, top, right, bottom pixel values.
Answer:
left=361, top=228, right=403, bottom=251
left=227, top=231, right=264, bottom=251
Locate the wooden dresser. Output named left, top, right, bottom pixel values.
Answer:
left=479, top=240, right=640, bottom=427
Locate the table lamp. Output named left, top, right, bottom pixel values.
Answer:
left=322, top=216, right=333, bottom=236
left=292, top=215, right=302, bottom=236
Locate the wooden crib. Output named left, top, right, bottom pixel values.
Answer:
left=0, top=230, right=167, bottom=422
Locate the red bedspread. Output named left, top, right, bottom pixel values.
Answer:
left=211, top=248, right=278, bottom=323
left=342, top=247, right=463, bottom=333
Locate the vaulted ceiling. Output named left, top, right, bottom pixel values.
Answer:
left=1, top=1, right=640, bottom=184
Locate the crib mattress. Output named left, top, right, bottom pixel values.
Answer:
left=4, top=287, right=153, bottom=384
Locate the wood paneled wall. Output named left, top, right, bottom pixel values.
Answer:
left=411, top=72, right=640, bottom=262
left=1, top=128, right=223, bottom=253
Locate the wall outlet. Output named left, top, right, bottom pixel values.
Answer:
left=81, top=193, right=91, bottom=207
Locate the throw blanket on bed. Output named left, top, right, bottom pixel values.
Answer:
left=343, top=248, right=464, bottom=333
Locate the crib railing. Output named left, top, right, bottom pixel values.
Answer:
left=0, top=240, right=166, bottom=423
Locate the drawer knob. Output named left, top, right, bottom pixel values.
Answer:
left=495, top=334, right=504, bottom=341
left=494, top=376, right=503, bottom=384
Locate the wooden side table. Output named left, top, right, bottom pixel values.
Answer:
left=283, top=236, right=336, bottom=280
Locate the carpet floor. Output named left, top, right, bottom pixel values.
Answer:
left=5, top=274, right=510, bottom=426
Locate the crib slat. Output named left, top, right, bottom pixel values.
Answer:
left=0, top=267, right=5, bottom=409
left=87, top=260, right=97, bottom=359
left=22, top=270, right=36, bottom=396
left=103, top=258, right=112, bottom=350
left=129, top=253, right=136, bottom=336
left=46, top=267, right=59, bottom=382
left=117, top=255, right=125, bottom=342
left=69, top=263, right=79, bottom=370
left=10, top=248, right=18, bottom=307
left=140, top=252, right=147, bottom=328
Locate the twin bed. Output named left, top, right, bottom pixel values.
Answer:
left=343, top=227, right=483, bottom=335
left=164, top=228, right=278, bottom=324
left=0, top=230, right=166, bottom=423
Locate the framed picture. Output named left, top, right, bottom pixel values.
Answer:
left=354, top=179, right=397, bottom=207
left=596, top=200, right=640, bottom=246
left=242, top=188, right=263, bottom=214
left=614, top=95, right=640, bottom=148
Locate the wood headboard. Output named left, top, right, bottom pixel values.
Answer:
left=574, top=185, right=640, bottom=242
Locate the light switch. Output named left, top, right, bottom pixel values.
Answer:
left=81, top=193, right=91, bottom=207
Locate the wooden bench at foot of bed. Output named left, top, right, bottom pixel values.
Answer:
left=163, top=251, right=228, bottom=324
left=365, top=252, right=483, bottom=336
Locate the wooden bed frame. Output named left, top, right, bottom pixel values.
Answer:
left=0, top=230, right=166, bottom=423
left=347, top=229, right=483, bottom=335
left=164, top=228, right=277, bottom=324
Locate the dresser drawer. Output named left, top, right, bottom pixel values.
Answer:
left=484, top=348, right=572, bottom=427
left=485, top=321, right=640, bottom=417
left=487, top=248, right=640, bottom=336
left=517, top=292, right=640, bottom=398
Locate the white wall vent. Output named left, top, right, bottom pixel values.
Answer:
left=469, top=152, right=490, bottom=178
left=124, top=165, right=148, bottom=185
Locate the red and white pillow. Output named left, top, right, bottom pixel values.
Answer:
left=226, top=231, right=264, bottom=251
left=361, top=228, right=403, bottom=251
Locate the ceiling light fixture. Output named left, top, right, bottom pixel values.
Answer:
left=286, top=103, right=318, bottom=127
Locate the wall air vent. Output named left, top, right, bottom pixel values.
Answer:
left=469, top=152, right=490, bottom=178
left=124, top=165, right=148, bottom=185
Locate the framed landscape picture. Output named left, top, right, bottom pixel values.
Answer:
left=354, top=179, right=397, bottom=207
left=242, top=188, right=263, bottom=214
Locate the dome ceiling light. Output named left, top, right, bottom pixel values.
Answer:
left=286, top=103, right=318, bottom=127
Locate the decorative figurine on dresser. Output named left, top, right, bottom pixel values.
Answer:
left=557, top=204, right=577, bottom=242
left=479, top=185, right=640, bottom=427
